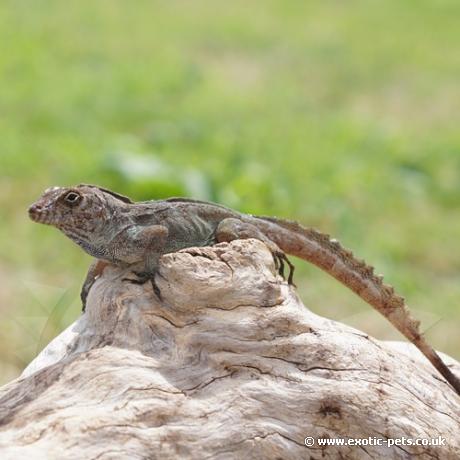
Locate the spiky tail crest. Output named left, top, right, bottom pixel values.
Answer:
left=254, top=216, right=460, bottom=395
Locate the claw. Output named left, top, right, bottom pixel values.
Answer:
left=272, top=252, right=296, bottom=287
left=273, top=255, right=280, bottom=271
left=277, top=254, right=285, bottom=278
left=123, top=271, right=163, bottom=300
left=151, top=278, right=163, bottom=300
left=270, top=251, right=296, bottom=286
left=285, top=256, right=296, bottom=286
left=123, top=271, right=150, bottom=285
left=81, top=290, right=88, bottom=313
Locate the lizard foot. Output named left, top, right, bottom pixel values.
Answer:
left=272, top=252, right=296, bottom=286
left=150, top=278, right=163, bottom=301
left=81, top=290, right=88, bottom=313
left=123, top=271, right=163, bottom=300
left=123, top=271, right=150, bottom=284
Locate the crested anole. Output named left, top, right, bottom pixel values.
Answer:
left=28, top=184, right=460, bottom=396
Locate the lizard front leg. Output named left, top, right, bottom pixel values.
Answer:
left=215, top=218, right=295, bottom=284
left=122, top=225, right=169, bottom=299
left=81, top=259, right=110, bottom=312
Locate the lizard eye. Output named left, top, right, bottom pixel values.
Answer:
left=63, top=191, right=81, bottom=206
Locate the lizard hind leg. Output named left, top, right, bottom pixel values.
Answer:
left=215, top=217, right=296, bottom=285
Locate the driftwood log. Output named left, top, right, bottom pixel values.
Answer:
left=0, top=239, right=459, bottom=459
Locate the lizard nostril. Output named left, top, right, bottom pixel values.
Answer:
left=28, top=204, right=44, bottom=220
left=28, top=204, right=41, bottom=212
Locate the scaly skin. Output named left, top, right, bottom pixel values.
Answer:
left=28, top=184, right=460, bottom=396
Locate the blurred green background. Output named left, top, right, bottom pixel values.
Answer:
left=1, top=0, right=459, bottom=384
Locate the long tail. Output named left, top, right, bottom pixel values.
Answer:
left=254, top=216, right=460, bottom=395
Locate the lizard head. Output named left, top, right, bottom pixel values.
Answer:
left=28, top=185, right=132, bottom=248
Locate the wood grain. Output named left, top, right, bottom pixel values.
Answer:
left=0, top=239, right=458, bottom=459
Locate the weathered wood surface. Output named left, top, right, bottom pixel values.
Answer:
left=0, top=239, right=458, bottom=459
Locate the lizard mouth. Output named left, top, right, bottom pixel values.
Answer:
left=28, top=204, right=52, bottom=224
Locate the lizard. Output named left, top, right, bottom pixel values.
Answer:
left=28, top=184, right=460, bottom=396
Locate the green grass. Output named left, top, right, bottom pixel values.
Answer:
left=1, top=0, right=459, bottom=383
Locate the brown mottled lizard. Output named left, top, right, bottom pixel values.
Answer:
left=28, top=184, right=460, bottom=395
